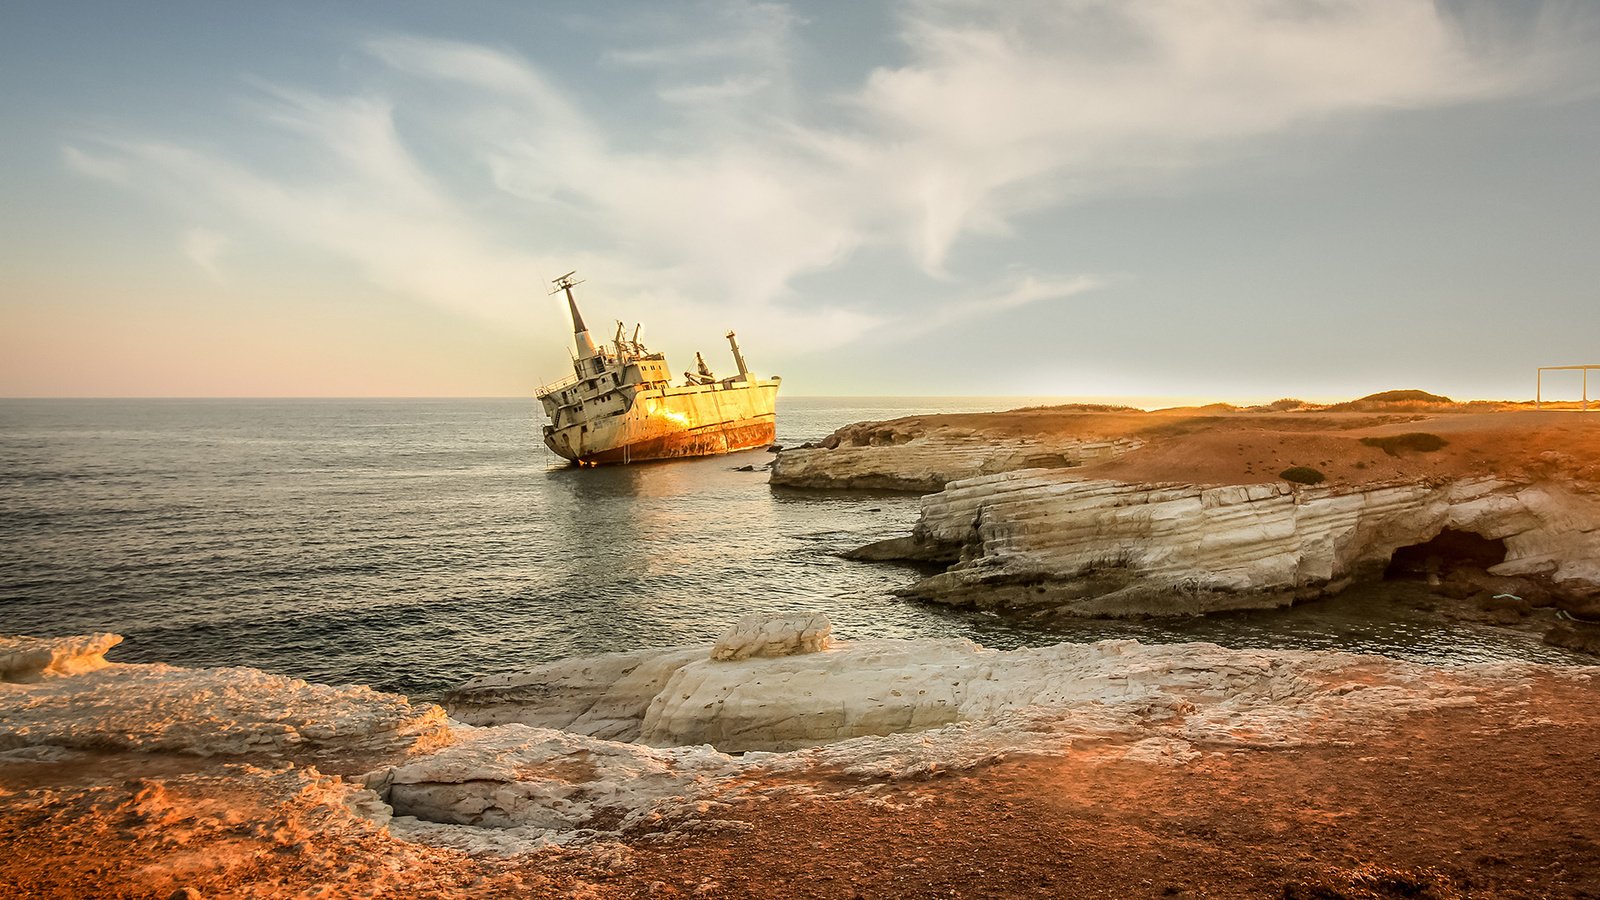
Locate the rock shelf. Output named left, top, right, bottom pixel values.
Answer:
left=3, top=627, right=1598, bottom=896
left=794, top=404, right=1600, bottom=622
left=771, top=413, right=1142, bottom=491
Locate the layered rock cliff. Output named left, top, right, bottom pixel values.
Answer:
left=771, top=417, right=1140, bottom=491
left=872, top=469, right=1600, bottom=618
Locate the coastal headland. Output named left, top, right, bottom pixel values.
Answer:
left=775, top=393, right=1600, bottom=646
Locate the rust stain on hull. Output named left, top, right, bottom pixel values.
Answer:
left=578, top=417, right=775, bottom=464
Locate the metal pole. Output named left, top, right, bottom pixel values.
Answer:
left=1536, top=368, right=1542, bottom=410
left=1585, top=367, right=1590, bottom=412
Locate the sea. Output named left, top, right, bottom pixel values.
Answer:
left=1, top=397, right=1587, bottom=699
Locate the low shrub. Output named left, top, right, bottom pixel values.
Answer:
left=1325, top=389, right=1457, bottom=412
left=1360, top=432, right=1448, bottom=456
left=1279, top=466, right=1326, bottom=485
left=1353, top=389, right=1452, bottom=404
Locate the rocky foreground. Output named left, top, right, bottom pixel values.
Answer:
left=4, top=623, right=1600, bottom=897
left=777, top=402, right=1600, bottom=629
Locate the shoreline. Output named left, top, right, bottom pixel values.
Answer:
left=4, top=626, right=1599, bottom=897
left=5, top=392, right=1599, bottom=897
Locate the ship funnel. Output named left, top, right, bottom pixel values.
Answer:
left=726, top=331, right=751, bottom=382
left=551, top=271, right=598, bottom=358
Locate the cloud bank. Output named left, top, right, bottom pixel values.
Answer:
left=62, top=0, right=1596, bottom=360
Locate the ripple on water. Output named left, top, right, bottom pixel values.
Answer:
left=0, top=397, right=1591, bottom=699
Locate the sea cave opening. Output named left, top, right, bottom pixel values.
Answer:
left=1384, top=528, right=1508, bottom=581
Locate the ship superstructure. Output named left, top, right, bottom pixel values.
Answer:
left=535, top=273, right=781, bottom=465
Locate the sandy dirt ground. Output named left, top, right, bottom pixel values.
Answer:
left=847, top=405, right=1600, bottom=488
left=615, top=672, right=1600, bottom=900
left=1095, top=410, right=1600, bottom=487
left=4, top=672, right=1598, bottom=899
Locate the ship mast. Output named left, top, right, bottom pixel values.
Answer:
left=726, top=331, right=752, bottom=383
left=551, top=271, right=598, bottom=359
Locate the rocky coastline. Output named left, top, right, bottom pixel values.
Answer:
left=770, top=410, right=1143, bottom=492
left=780, top=401, right=1600, bottom=652
left=5, top=623, right=1600, bottom=896
left=6, top=395, right=1600, bottom=897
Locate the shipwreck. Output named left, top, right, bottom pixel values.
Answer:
left=536, top=273, right=781, bottom=465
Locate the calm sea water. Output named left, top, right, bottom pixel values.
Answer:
left=0, top=397, right=1586, bottom=698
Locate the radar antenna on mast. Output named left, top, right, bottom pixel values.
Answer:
left=550, top=271, right=597, bottom=358
left=549, top=271, right=584, bottom=294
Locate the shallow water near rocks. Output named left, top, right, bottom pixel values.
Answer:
left=1, top=397, right=1589, bottom=699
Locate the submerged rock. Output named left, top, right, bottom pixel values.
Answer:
left=843, top=535, right=958, bottom=564
left=1546, top=621, right=1600, bottom=656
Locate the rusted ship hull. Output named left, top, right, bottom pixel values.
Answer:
left=543, top=379, right=780, bottom=465
left=577, top=415, right=775, bottom=464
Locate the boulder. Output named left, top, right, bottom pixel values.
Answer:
left=1545, top=621, right=1600, bottom=656
left=1553, top=579, right=1600, bottom=619
left=710, top=613, right=832, bottom=661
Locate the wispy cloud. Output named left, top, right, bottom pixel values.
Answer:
left=180, top=228, right=229, bottom=281
left=60, top=0, right=1597, bottom=359
left=656, top=75, right=773, bottom=105
left=856, top=0, right=1587, bottom=270
left=896, top=274, right=1105, bottom=340
left=62, top=145, right=130, bottom=183
left=601, top=1, right=799, bottom=71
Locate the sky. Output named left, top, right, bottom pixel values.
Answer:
left=2, top=0, right=1598, bottom=402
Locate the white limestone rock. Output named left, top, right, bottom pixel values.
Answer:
left=440, top=628, right=1541, bottom=755
left=890, top=471, right=1600, bottom=616
left=377, top=724, right=736, bottom=844
left=445, top=647, right=708, bottom=740
left=384, top=636, right=1574, bottom=851
left=771, top=425, right=1140, bottom=492
left=0, top=639, right=452, bottom=764
left=6, top=631, right=1582, bottom=857
left=710, top=612, right=832, bottom=660
left=0, top=633, right=122, bottom=683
